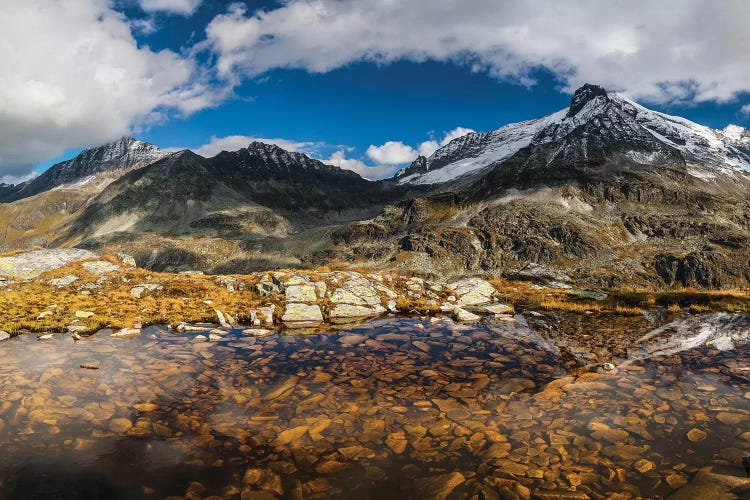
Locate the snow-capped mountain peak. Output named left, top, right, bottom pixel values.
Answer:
left=398, top=84, right=750, bottom=185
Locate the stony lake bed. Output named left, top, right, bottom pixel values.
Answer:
left=4, top=251, right=750, bottom=498
left=2, top=313, right=750, bottom=499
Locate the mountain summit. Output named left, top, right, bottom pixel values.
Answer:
left=397, top=84, right=750, bottom=185
left=1, top=137, right=165, bottom=202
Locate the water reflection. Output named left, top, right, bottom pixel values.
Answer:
left=0, top=316, right=750, bottom=498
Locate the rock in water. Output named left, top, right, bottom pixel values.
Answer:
left=111, top=328, right=141, bottom=338
left=282, top=303, right=323, bottom=327
left=414, top=472, right=465, bottom=500
left=453, top=307, right=481, bottom=322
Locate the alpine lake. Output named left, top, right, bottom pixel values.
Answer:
left=2, top=311, right=750, bottom=499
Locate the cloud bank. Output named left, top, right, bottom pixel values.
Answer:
left=0, top=0, right=218, bottom=180
left=207, top=0, right=750, bottom=106
left=139, top=0, right=202, bottom=15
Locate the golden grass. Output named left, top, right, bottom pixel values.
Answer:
left=490, top=279, right=749, bottom=316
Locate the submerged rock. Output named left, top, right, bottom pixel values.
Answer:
left=111, top=328, right=141, bottom=338
left=414, top=472, right=465, bottom=500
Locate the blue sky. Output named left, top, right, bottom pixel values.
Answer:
left=5, top=1, right=750, bottom=182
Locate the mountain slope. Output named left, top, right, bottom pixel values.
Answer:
left=334, top=85, right=750, bottom=288
left=61, top=143, right=417, bottom=249
left=397, top=84, right=750, bottom=185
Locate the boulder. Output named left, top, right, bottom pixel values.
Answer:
left=448, top=277, right=496, bottom=298
left=285, top=284, right=318, bottom=303
left=111, top=328, right=141, bottom=338
left=0, top=248, right=98, bottom=279
left=49, top=275, right=79, bottom=287
left=329, top=278, right=381, bottom=306
left=453, top=307, right=481, bottom=322
left=130, top=283, right=163, bottom=298
left=414, top=472, right=465, bottom=500
left=117, top=253, right=137, bottom=267
left=82, top=260, right=121, bottom=275
left=282, top=303, right=323, bottom=327
left=329, top=304, right=386, bottom=321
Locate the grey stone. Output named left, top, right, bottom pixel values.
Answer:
left=285, top=284, right=318, bottom=303
left=282, top=303, right=323, bottom=327
left=0, top=248, right=98, bottom=279
left=49, top=274, right=79, bottom=287
left=130, top=283, right=163, bottom=298
left=82, top=260, right=120, bottom=275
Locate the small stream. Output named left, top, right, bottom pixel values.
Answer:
left=1, top=314, right=750, bottom=499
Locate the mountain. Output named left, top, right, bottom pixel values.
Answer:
left=334, top=84, right=750, bottom=288
left=397, top=84, right=750, bottom=185
left=5, top=85, right=750, bottom=286
left=0, top=137, right=165, bottom=203
left=48, top=142, right=417, bottom=272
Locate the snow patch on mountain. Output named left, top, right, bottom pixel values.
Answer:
left=398, top=85, right=750, bottom=185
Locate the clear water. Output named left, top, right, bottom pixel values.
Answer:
left=1, top=316, right=750, bottom=499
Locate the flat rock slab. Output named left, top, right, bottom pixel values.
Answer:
left=0, top=249, right=98, bottom=279
left=329, top=303, right=386, bottom=321
left=330, top=278, right=381, bottom=306
left=82, top=261, right=121, bottom=275
left=282, top=303, right=323, bottom=327
left=285, top=284, right=318, bottom=303
left=448, top=277, right=496, bottom=297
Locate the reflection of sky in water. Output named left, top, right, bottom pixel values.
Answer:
left=1, top=316, right=750, bottom=498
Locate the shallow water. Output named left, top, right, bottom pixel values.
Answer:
left=1, top=316, right=750, bottom=499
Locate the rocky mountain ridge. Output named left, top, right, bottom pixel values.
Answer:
left=397, top=84, right=750, bottom=185
left=0, top=137, right=166, bottom=203
left=3, top=84, right=750, bottom=288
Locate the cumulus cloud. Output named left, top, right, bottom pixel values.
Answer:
left=168, top=135, right=322, bottom=157
left=416, top=127, right=477, bottom=157
left=139, top=0, right=201, bottom=15
left=0, top=0, right=220, bottom=179
left=205, top=0, right=750, bottom=107
left=366, top=141, right=418, bottom=165
left=325, top=151, right=401, bottom=180
left=365, top=127, right=476, bottom=169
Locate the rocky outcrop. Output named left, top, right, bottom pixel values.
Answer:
left=654, top=251, right=749, bottom=288
left=0, top=249, right=98, bottom=279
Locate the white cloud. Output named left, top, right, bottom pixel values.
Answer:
left=0, top=0, right=221, bottom=180
left=206, top=0, right=750, bottom=108
left=168, top=135, right=320, bottom=157
left=325, top=151, right=400, bottom=180
left=742, top=105, right=750, bottom=116
left=416, top=127, right=476, bottom=157
left=365, top=127, right=476, bottom=168
left=139, top=0, right=201, bottom=15
left=366, top=141, right=417, bottom=165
